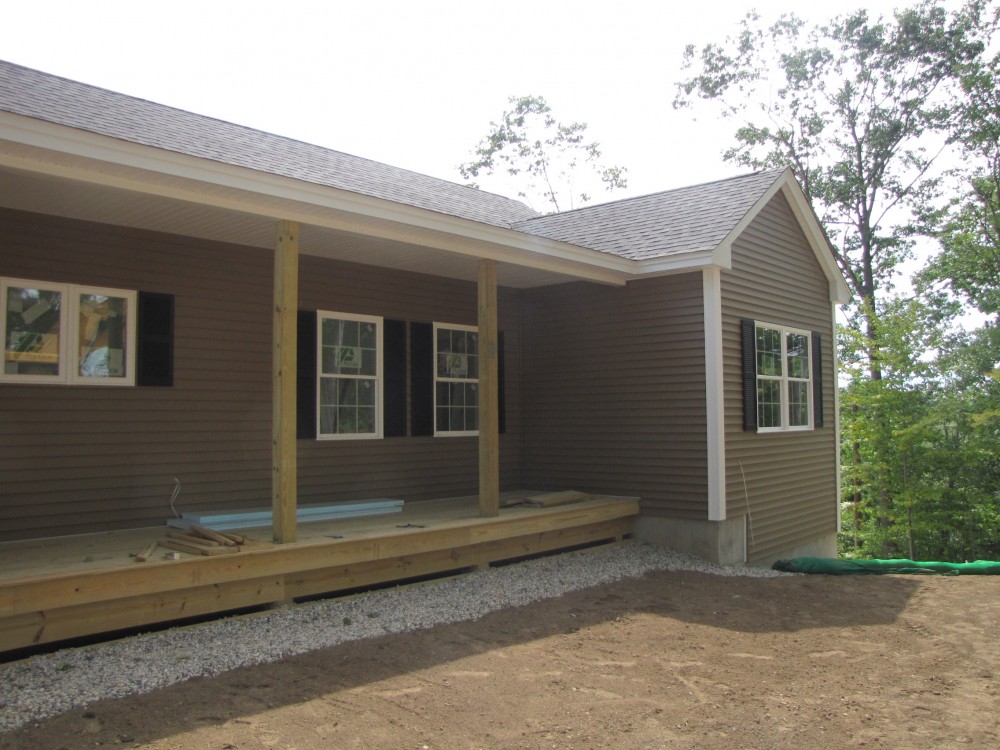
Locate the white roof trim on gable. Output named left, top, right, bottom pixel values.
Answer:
left=710, top=168, right=852, bottom=304
left=778, top=177, right=853, bottom=304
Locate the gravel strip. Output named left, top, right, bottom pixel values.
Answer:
left=0, top=541, right=784, bottom=732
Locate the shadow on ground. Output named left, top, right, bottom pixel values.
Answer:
left=0, top=568, right=922, bottom=749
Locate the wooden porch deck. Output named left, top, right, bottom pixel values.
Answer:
left=0, top=491, right=639, bottom=653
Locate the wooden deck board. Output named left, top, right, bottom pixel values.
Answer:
left=0, top=492, right=639, bottom=652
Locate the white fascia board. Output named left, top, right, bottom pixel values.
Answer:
left=631, top=250, right=720, bottom=277
left=709, top=170, right=789, bottom=271
left=0, top=113, right=634, bottom=286
left=703, top=266, right=727, bottom=522
left=706, top=168, right=853, bottom=305
left=778, top=180, right=853, bottom=305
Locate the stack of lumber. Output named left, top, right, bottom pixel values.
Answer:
left=166, top=499, right=404, bottom=531
left=134, top=525, right=248, bottom=561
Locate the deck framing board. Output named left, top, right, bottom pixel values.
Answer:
left=0, top=496, right=638, bottom=651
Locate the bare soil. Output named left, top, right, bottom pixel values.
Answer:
left=2, top=569, right=998, bottom=749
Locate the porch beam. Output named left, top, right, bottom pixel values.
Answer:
left=477, top=258, right=500, bottom=517
left=272, top=220, right=299, bottom=543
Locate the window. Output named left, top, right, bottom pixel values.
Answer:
left=1, top=278, right=136, bottom=386
left=72, top=286, right=136, bottom=384
left=754, top=322, right=812, bottom=431
left=434, top=323, right=479, bottom=436
left=317, top=311, right=382, bottom=439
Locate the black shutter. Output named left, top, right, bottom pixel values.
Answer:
left=410, top=322, right=434, bottom=436
left=740, top=318, right=757, bottom=432
left=136, top=291, right=174, bottom=387
left=497, top=330, right=506, bottom=435
left=812, top=332, right=824, bottom=428
left=383, top=319, right=407, bottom=437
left=296, top=311, right=317, bottom=439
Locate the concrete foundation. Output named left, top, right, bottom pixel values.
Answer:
left=635, top=514, right=839, bottom=568
left=634, top=514, right=747, bottom=566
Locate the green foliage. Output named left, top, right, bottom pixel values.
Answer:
left=459, top=95, right=628, bottom=214
left=920, top=175, right=1000, bottom=318
left=840, top=296, right=1000, bottom=561
left=918, top=3, right=1000, bottom=321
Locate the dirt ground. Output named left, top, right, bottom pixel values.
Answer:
left=1, top=569, right=998, bottom=750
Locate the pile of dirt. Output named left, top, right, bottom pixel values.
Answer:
left=1, top=569, right=997, bottom=749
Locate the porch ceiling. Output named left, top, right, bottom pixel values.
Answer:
left=0, top=145, right=629, bottom=289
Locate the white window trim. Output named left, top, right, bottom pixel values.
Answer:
left=69, top=285, right=137, bottom=387
left=755, top=321, right=814, bottom=433
left=315, top=310, right=383, bottom=441
left=1, top=277, right=137, bottom=386
left=433, top=322, right=479, bottom=438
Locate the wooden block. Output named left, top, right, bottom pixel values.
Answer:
left=190, top=524, right=237, bottom=546
left=160, top=540, right=239, bottom=557
left=166, top=530, right=221, bottom=548
left=134, top=543, right=158, bottom=563
left=499, top=496, right=528, bottom=508
left=523, top=490, right=590, bottom=507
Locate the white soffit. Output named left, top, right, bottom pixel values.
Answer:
left=0, top=118, right=636, bottom=288
left=0, top=164, right=602, bottom=288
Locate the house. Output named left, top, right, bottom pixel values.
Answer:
left=0, top=60, right=850, bottom=647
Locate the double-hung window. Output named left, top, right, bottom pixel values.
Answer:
left=317, top=311, right=382, bottom=439
left=1, top=277, right=136, bottom=386
left=434, top=323, right=479, bottom=436
left=755, top=322, right=813, bottom=431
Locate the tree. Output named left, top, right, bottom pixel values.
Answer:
left=896, top=7, right=1000, bottom=561
left=459, top=95, right=628, bottom=214
left=919, top=1, right=1000, bottom=324
left=673, top=2, right=984, bottom=381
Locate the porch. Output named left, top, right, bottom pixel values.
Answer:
left=0, top=491, right=639, bottom=653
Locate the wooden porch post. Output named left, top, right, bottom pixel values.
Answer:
left=273, top=220, right=299, bottom=543
left=478, top=258, right=500, bottom=517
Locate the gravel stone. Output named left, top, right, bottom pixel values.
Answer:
left=0, top=541, right=784, bottom=731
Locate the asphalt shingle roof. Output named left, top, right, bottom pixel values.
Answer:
left=0, top=60, right=790, bottom=263
left=0, top=60, right=538, bottom=228
left=513, top=169, right=786, bottom=260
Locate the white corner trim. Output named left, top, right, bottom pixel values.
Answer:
left=703, top=267, right=726, bottom=522
left=833, top=304, right=843, bottom=534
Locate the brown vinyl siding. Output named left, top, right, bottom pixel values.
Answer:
left=520, top=274, right=708, bottom=515
left=296, top=256, right=523, bottom=505
left=721, top=193, right=838, bottom=562
left=0, top=208, right=521, bottom=540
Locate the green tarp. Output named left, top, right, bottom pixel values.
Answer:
left=771, top=557, right=1000, bottom=575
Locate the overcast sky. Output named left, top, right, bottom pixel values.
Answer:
left=2, top=0, right=935, bottom=206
